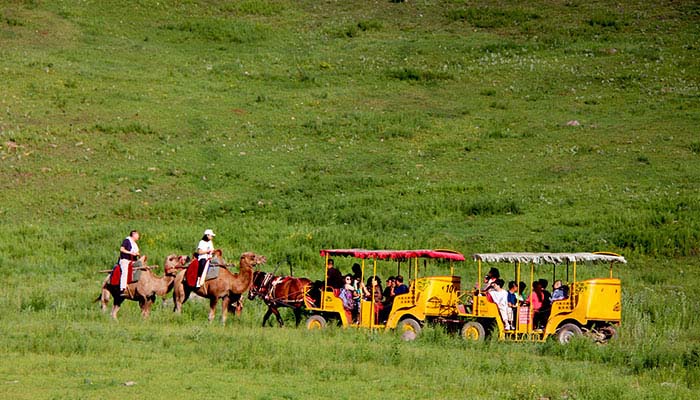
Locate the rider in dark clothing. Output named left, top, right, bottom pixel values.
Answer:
left=325, top=258, right=344, bottom=289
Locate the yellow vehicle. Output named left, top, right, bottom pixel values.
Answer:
left=304, top=249, right=465, bottom=339
left=460, top=252, right=626, bottom=343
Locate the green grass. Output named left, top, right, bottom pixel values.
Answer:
left=1, top=0, right=699, bottom=398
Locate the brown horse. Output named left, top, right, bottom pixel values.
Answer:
left=97, top=254, right=188, bottom=319
left=173, top=251, right=266, bottom=324
left=248, top=271, right=311, bottom=327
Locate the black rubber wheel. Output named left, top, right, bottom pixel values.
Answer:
left=461, top=321, right=486, bottom=342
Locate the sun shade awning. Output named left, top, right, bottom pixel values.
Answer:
left=320, top=249, right=466, bottom=261
left=472, top=252, right=626, bottom=265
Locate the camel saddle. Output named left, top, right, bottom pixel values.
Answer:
left=185, top=259, right=221, bottom=287
left=109, top=262, right=142, bottom=286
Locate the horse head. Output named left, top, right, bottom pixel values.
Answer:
left=248, top=271, right=274, bottom=300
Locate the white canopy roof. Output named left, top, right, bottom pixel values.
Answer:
left=472, top=252, right=626, bottom=265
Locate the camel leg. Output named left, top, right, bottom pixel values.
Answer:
left=173, top=286, right=189, bottom=314
left=101, top=288, right=111, bottom=312
left=141, top=297, right=154, bottom=319
left=221, top=296, right=230, bottom=326
left=208, top=297, right=218, bottom=322
left=111, top=293, right=125, bottom=319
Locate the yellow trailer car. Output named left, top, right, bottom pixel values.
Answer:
left=461, top=252, right=626, bottom=343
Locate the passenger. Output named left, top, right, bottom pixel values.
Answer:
left=489, top=279, right=513, bottom=330
left=480, top=267, right=500, bottom=292
left=362, top=275, right=384, bottom=323
left=339, top=274, right=356, bottom=323
left=551, top=280, right=569, bottom=301
left=517, top=281, right=527, bottom=303
left=507, top=281, right=518, bottom=328
left=526, top=281, right=545, bottom=329
left=351, top=275, right=362, bottom=322
left=380, top=276, right=396, bottom=323
left=539, top=278, right=552, bottom=306
left=351, top=263, right=362, bottom=281
left=394, top=275, right=408, bottom=295
left=325, top=258, right=344, bottom=290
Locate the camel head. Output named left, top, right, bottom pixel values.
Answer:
left=164, top=254, right=187, bottom=276
left=212, top=249, right=226, bottom=265
left=240, top=252, right=266, bottom=269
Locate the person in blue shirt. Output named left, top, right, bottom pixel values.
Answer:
left=394, top=275, right=409, bottom=295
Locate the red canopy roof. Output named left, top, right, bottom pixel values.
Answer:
left=320, top=249, right=465, bottom=261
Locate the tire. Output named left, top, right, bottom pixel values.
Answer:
left=306, top=315, right=327, bottom=330
left=557, top=323, right=583, bottom=344
left=461, top=321, right=486, bottom=342
left=397, top=318, right=422, bottom=341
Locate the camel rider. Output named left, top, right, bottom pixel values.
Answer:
left=196, top=229, right=215, bottom=288
left=118, top=230, right=140, bottom=295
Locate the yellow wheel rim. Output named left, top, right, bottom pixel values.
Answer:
left=464, top=326, right=480, bottom=340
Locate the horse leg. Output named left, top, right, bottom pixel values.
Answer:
left=293, top=307, right=302, bottom=327
left=262, top=307, right=273, bottom=327
left=271, top=306, right=284, bottom=327
left=208, top=297, right=218, bottom=322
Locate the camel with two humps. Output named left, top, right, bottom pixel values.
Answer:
left=172, top=251, right=266, bottom=324
left=96, top=254, right=188, bottom=319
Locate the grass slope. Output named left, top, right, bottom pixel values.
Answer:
left=0, top=1, right=699, bottom=398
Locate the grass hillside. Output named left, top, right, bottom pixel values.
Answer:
left=1, top=1, right=699, bottom=399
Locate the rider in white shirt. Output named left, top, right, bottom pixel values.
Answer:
left=118, top=230, right=140, bottom=295
left=196, top=229, right=215, bottom=287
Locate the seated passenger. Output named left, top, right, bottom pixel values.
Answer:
left=339, top=274, right=356, bottom=322
left=380, top=276, right=396, bottom=323
left=479, top=267, right=500, bottom=292
left=539, top=278, right=552, bottom=306
left=551, top=280, right=569, bottom=301
left=489, top=279, right=513, bottom=330
left=363, top=275, right=384, bottom=324
left=394, top=275, right=408, bottom=295
left=507, top=281, right=518, bottom=328
left=525, top=281, right=545, bottom=329
left=326, top=258, right=344, bottom=291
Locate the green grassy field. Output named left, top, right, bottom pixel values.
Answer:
left=1, top=0, right=699, bottom=398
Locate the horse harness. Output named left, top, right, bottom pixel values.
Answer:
left=254, top=273, right=304, bottom=306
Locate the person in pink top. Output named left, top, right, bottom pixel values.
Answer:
left=526, top=281, right=545, bottom=329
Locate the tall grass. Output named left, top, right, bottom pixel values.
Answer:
left=0, top=0, right=699, bottom=398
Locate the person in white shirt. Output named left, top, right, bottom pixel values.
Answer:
left=196, top=229, right=215, bottom=287
left=489, top=279, right=513, bottom=330
left=118, top=230, right=140, bottom=295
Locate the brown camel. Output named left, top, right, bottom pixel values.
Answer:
left=173, top=251, right=266, bottom=324
left=97, top=254, right=188, bottom=319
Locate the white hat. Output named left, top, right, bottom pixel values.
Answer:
left=203, top=229, right=216, bottom=237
